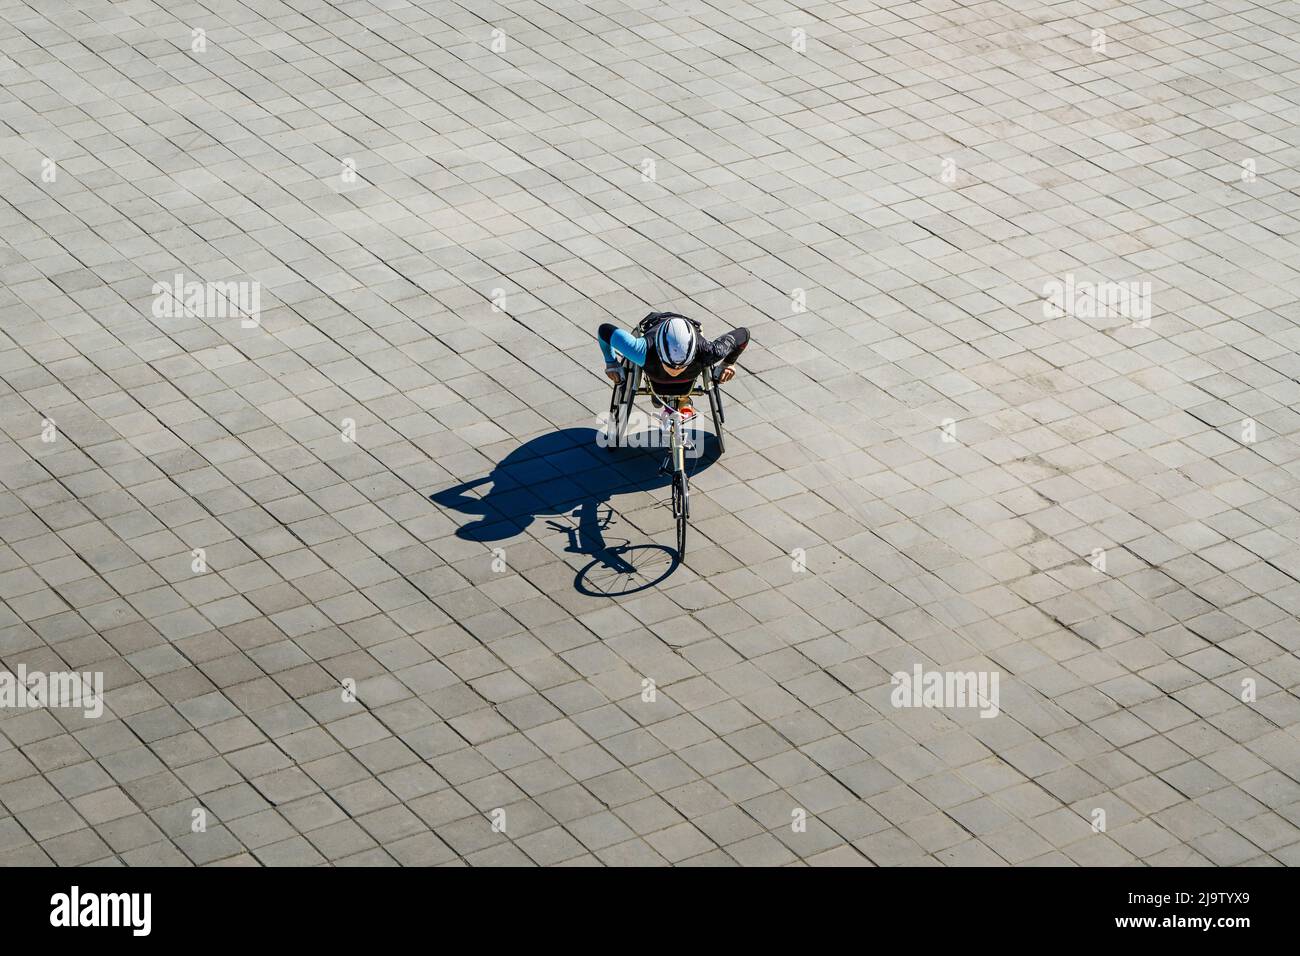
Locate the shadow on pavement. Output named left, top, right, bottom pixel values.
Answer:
left=429, top=425, right=721, bottom=595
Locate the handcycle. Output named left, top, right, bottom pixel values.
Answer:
left=605, top=321, right=727, bottom=559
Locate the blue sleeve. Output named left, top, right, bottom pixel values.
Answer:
left=601, top=328, right=647, bottom=367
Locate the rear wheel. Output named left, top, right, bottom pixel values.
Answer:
left=618, top=365, right=638, bottom=446
left=607, top=365, right=637, bottom=449
left=607, top=376, right=623, bottom=450
left=708, top=385, right=725, bottom=455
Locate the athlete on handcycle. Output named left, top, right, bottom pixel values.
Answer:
left=598, top=313, right=749, bottom=424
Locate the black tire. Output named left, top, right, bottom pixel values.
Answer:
left=707, top=385, right=725, bottom=455
left=673, top=472, right=688, bottom=558
left=620, top=364, right=639, bottom=446
left=607, top=364, right=635, bottom=449
left=607, top=376, right=623, bottom=450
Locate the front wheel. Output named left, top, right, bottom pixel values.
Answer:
left=673, top=472, right=688, bottom=559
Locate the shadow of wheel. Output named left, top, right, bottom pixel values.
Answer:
left=575, top=544, right=679, bottom=597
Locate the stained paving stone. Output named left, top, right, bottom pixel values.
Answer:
left=0, top=0, right=1298, bottom=868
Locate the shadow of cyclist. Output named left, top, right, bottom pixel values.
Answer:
left=429, top=426, right=720, bottom=592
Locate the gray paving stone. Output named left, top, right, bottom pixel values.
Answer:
left=1, top=0, right=1298, bottom=869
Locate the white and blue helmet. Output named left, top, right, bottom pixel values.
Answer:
left=654, top=316, right=697, bottom=368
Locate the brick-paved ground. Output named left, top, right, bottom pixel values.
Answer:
left=1, top=0, right=1298, bottom=866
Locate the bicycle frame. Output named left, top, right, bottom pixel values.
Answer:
left=607, top=358, right=728, bottom=561
left=665, top=405, right=687, bottom=474
left=657, top=399, right=691, bottom=558
left=608, top=359, right=725, bottom=454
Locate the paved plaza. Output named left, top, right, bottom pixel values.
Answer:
left=1, top=0, right=1299, bottom=866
